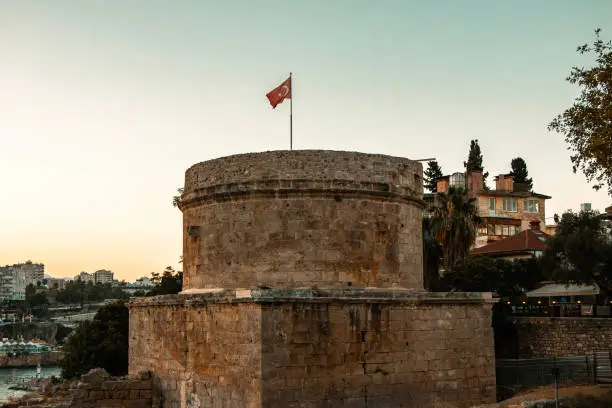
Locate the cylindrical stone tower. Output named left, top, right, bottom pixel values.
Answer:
left=178, top=150, right=425, bottom=292
left=129, top=150, right=497, bottom=408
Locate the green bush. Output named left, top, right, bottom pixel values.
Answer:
left=54, top=324, right=73, bottom=344
left=59, top=301, right=128, bottom=379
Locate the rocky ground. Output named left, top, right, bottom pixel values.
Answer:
left=0, top=368, right=155, bottom=408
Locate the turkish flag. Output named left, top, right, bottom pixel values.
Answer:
left=266, top=77, right=291, bottom=108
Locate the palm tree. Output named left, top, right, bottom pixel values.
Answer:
left=430, top=186, right=482, bottom=272
left=423, top=217, right=443, bottom=291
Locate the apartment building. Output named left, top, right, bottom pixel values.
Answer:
left=94, top=269, right=114, bottom=284
left=0, top=267, right=13, bottom=301
left=425, top=169, right=551, bottom=248
left=10, top=261, right=44, bottom=286
left=0, top=265, right=27, bottom=301
left=0, top=261, right=44, bottom=301
left=75, top=271, right=95, bottom=283
left=11, top=267, right=26, bottom=301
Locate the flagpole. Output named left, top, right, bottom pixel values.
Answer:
left=289, top=72, right=293, bottom=151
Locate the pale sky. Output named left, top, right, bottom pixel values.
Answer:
left=1, top=1, right=610, bottom=281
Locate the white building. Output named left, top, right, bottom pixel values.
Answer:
left=0, top=262, right=43, bottom=301
left=10, top=261, right=44, bottom=286
left=11, top=267, right=26, bottom=301
left=94, top=270, right=114, bottom=284
left=134, top=277, right=153, bottom=287
left=0, top=267, right=13, bottom=301
left=75, top=271, right=95, bottom=283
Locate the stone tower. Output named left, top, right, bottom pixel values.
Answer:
left=129, top=150, right=496, bottom=408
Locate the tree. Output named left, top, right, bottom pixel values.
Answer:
left=509, top=157, right=533, bottom=190
left=443, top=255, right=544, bottom=297
left=25, top=284, right=49, bottom=318
left=424, top=160, right=444, bottom=193
left=150, top=272, right=161, bottom=284
left=55, top=281, right=80, bottom=304
left=147, top=266, right=183, bottom=296
left=541, top=210, right=612, bottom=294
left=55, top=280, right=128, bottom=304
left=29, top=293, right=49, bottom=318
left=463, top=139, right=489, bottom=188
left=172, top=188, right=184, bottom=208
left=548, top=29, right=612, bottom=195
left=422, top=217, right=443, bottom=291
left=429, top=186, right=482, bottom=271
left=25, top=283, right=36, bottom=300
left=59, top=301, right=129, bottom=379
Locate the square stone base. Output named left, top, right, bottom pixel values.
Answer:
left=128, top=289, right=496, bottom=408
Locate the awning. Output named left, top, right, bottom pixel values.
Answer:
left=526, top=283, right=600, bottom=298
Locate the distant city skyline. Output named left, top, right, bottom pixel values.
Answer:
left=1, top=1, right=611, bottom=280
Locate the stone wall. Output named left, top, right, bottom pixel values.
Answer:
left=129, top=290, right=496, bottom=408
left=179, top=150, right=425, bottom=291
left=129, top=296, right=262, bottom=407
left=1, top=368, right=157, bottom=408
left=183, top=150, right=423, bottom=195
left=513, top=317, right=612, bottom=357
left=182, top=194, right=424, bottom=291
left=259, top=298, right=495, bottom=407
left=0, top=351, right=62, bottom=367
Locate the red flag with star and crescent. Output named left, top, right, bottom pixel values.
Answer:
left=266, top=77, right=291, bottom=108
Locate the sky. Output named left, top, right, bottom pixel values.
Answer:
left=1, top=1, right=611, bottom=281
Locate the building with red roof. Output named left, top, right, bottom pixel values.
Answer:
left=424, top=170, right=552, bottom=248
left=471, top=221, right=551, bottom=260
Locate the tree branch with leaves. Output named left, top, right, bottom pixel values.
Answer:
left=172, top=188, right=184, bottom=208
left=549, top=29, right=612, bottom=195
left=541, top=210, right=612, bottom=295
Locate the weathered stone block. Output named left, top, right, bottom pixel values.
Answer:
left=129, top=291, right=495, bottom=408
left=179, top=151, right=425, bottom=292
left=129, top=151, right=497, bottom=408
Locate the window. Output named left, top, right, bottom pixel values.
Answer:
left=524, top=199, right=539, bottom=213
left=487, top=223, right=521, bottom=236
left=489, top=198, right=495, bottom=210
left=502, top=198, right=518, bottom=212
left=449, top=172, right=465, bottom=188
